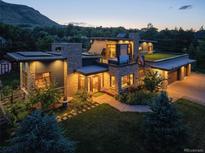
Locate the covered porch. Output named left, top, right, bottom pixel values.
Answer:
left=76, top=65, right=114, bottom=94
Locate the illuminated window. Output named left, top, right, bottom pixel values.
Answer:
left=107, top=44, right=116, bottom=58
left=121, top=74, right=134, bottom=88
left=79, top=75, right=85, bottom=90
left=110, top=75, right=116, bottom=88
left=35, top=72, right=51, bottom=89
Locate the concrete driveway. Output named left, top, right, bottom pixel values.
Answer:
left=167, top=73, right=205, bottom=105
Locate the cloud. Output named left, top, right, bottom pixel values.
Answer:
left=179, top=5, right=193, bottom=10
left=68, top=22, right=88, bottom=26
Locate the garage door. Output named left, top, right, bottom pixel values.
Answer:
left=168, top=70, right=178, bottom=84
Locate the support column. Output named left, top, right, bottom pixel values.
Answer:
left=116, top=76, right=122, bottom=94
left=20, top=62, right=23, bottom=89
left=85, top=76, right=88, bottom=92
left=187, top=64, right=191, bottom=76
left=63, top=60, right=68, bottom=98
left=179, top=66, right=185, bottom=80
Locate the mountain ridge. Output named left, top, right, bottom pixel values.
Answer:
left=0, top=0, right=60, bottom=27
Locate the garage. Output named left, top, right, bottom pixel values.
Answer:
left=168, top=70, right=179, bottom=84
left=146, top=55, right=195, bottom=85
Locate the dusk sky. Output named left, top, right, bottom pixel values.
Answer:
left=3, top=0, right=205, bottom=30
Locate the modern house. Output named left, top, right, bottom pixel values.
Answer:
left=7, top=33, right=195, bottom=98
left=0, top=59, right=12, bottom=75
left=0, top=36, right=7, bottom=48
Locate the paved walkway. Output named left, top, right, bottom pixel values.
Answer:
left=167, top=73, right=205, bottom=106
left=93, top=94, right=151, bottom=112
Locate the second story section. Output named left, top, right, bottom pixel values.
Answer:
left=88, top=33, right=139, bottom=66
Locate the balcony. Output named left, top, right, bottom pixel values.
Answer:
left=107, top=55, right=136, bottom=66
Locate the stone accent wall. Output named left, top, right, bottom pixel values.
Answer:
left=67, top=73, right=79, bottom=97
left=129, top=33, right=140, bottom=60
left=52, top=43, right=82, bottom=74
left=109, top=63, right=138, bottom=93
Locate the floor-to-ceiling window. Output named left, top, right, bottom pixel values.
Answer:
left=78, top=75, right=85, bottom=90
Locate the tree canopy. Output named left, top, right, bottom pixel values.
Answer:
left=2, top=110, right=75, bottom=153
left=143, top=92, right=188, bottom=152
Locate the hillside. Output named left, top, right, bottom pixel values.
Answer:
left=0, top=0, right=59, bottom=27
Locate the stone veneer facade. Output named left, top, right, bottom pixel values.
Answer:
left=109, top=63, right=138, bottom=93
left=52, top=43, right=82, bottom=97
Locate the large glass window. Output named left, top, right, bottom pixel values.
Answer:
left=35, top=72, right=51, bottom=89
left=79, top=75, right=85, bottom=90
left=107, top=44, right=116, bottom=58
left=121, top=74, right=134, bottom=88
left=110, top=75, right=116, bottom=88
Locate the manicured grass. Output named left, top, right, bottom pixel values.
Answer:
left=61, top=99, right=205, bottom=152
left=144, top=53, right=177, bottom=61
left=62, top=104, right=145, bottom=153
left=174, top=99, right=205, bottom=150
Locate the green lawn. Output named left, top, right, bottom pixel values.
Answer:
left=144, top=53, right=177, bottom=61
left=174, top=99, right=205, bottom=150
left=61, top=99, right=205, bottom=152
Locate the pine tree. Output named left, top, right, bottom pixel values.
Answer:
left=3, top=110, right=75, bottom=153
left=143, top=92, right=188, bottom=152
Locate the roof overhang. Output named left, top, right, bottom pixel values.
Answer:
left=76, top=65, right=108, bottom=76
left=146, top=59, right=196, bottom=71
left=7, top=52, right=66, bottom=62
left=90, top=37, right=133, bottom=41
left=139, top=39, right=158, bottom=43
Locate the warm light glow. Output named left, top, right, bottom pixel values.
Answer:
left=121, top=74, right=134, bottom=88
left=35, top=72, right=51, bottom=88
left=79, top=75, right=85, bottom=90
left=110, top=75, right=116, bottom=88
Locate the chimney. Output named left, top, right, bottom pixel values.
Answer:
left=129, top=33, right=140, bottom=60
left=52, top=43, right=82, bottom=74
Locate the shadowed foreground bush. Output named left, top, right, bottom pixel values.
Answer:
left=1, top=110, right=76, bottom=153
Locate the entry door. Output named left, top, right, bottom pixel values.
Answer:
left=91, top=76, right=100, bottom=93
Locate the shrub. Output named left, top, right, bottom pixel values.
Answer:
left=143, top=70, right=165, bottom=92
left=29, top=84, right=61, bottom=110
left=143, top=92, right=188, bottom=152
left=71, top=90, right=92, bottom=109
left=6, top=100, right=32, bottom=125
left=118, top=90, right=156, bottom=105
left=2, top=110, right=76, bottom=153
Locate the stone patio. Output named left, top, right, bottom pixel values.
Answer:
left=56, top=102, right=100, bottom=122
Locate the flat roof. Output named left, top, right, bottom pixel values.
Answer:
left=76, top=65, right=108, bottom=76
left=90, top=37, right=133, bottom=41
left=139, top=39, right=158, bottom=43
left=144, top=53, right=182, bottom=61
left=7, top=51, right=66, bottom=62
left=146, top=57, right=196, bottom=71
left=82, top=52, right=101, bottom=59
